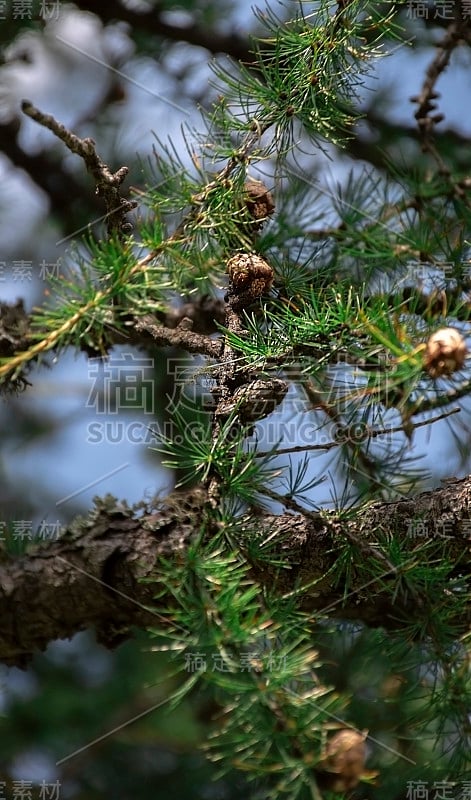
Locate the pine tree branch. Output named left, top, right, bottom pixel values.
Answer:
left=1, top=478, right=470, bottom=669
left=134, top=314, right=223, bottom=357
left=21, top=101, right=137, bottom=240
left=0, top=294, right=224, bottom=390
left=411, top=15, right=471, bottom=201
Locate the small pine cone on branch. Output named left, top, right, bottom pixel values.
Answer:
left=216, top=378, right=288, bottom=424
left=314, top=729, right=374, bottom=792
left=423, top=327, right=467, bottom=378
left=226, top=252, right=274, bottom=311
left=242, top=179, right=275, bottom=230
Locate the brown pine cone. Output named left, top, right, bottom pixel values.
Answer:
left=226, top=252, right=274, bottom=310
left=423, top=327, right=467, bottom=378
left=243, top=179, right=275, bottom=228
left=315, top=729, right=367, bottom=792
left=216, top=378, right=288, bottom=424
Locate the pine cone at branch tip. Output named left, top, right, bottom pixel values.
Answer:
left=423, top=327, right=467, bottom=378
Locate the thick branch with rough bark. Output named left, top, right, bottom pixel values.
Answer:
left=1, top=478, right=470, bottom=669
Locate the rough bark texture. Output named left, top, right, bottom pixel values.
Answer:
left=1, top=478, right=470, bottom=668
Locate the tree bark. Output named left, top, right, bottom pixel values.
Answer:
left=1, top=477, right=470, bottom=668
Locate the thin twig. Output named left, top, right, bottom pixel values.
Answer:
left=254, top=407, right=461, bottom=458
left=411, top=18, right=471, bottom=202
left=303, top=379, right=384, bottom=491
left=21, top=100, right=137, bottom=239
